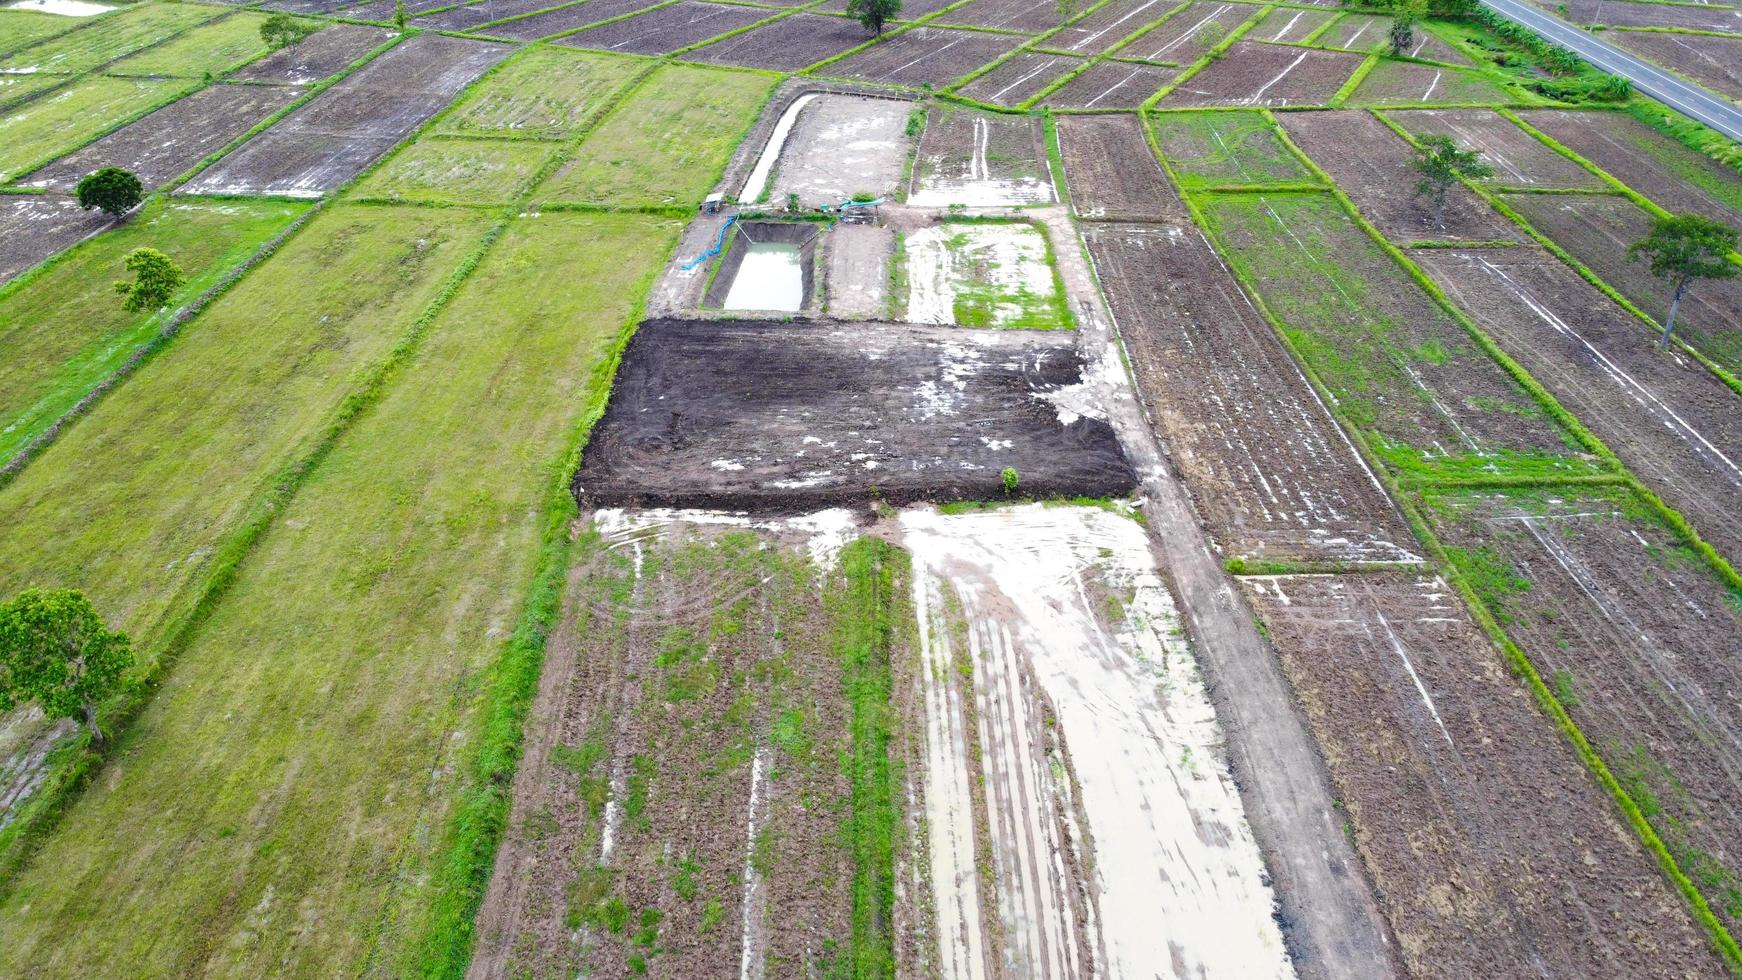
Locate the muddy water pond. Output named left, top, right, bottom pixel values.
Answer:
left=721, top=241, right=803, bottom=312
left=7, top=0, right=112, bottom=13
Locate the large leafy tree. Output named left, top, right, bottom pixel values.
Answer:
left=1628, top=213, right=1739, bottom=349
left=1411, top=135, right=1492, bottom=229
left=0, top=589, right=133, bottom=745
left=847, top=0, right=900, bottom=35
left=1389, top=0, right=1427, bottom=55
left=113, top=247, right=186, bottom=313
left=74, top=167, right=143, bottom=219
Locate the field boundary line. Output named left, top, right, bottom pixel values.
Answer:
left=1258, top=107, right=1742, bottom=973
left=1329, top=52, right=1378, bottom=106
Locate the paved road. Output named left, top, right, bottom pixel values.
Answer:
left=1481, top=0, right=1742, bottom=143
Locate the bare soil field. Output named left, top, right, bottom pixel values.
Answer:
left=825, top=223, right=892, bottom=318
left=478, top=0, right=659, bottom=40
left=1149, top=108, right=1316, bottom=188
left=21, top=83, right=298, bottom=191
left=1317, top=13, right=1389, bottom=52
left=1280, top=110, right=1525, bottom=242
left=1399, top=26, right=1471, bottom=64
left=1202, top=192, right=1595, bottom=478
left=937, top=0, right=1073, bottom=34
left=183, top=34, right=509, bottom=197
left=1419, top=486, right=1742, bottom=936
left=0, top=195, right=110, bottom=285
left=1056, top=112, right=1185, bottom=219
left=1345, top=59, right=1513, bottom=105
left=954, top=50, right=1078, bottom=105
left=1042, top=59, right=1176, bottom=107
left=908, top=105, right=1052, bottom=206
left=1038, top=0, right=1181, bottom=54
left=1121, top=1, right=1262, bottom=64
left=1160, top=41, right=1364, bottom=107
left=560, top=1, right=769, bottom=54
left=1548, top=0, right=1742, bottom=33
left=768, top=93, right=910, bottom=206
left=823, top=27, right=1023, bottom=89
left=1418, top=244, right=1742, bottom=560
left=1086, top=222, right=1418, bottom=563
left=1612, top=30, right=1742, bottom=103
left=683, top=12, right=870, bottom=71
left=1386, top=108, right=1606, bottom=188
left=1502, top=191, right=1742, bottom=375
left=468, top=518, right=861, bottom=979
left=1242, top=570, right=1728, bottom=978
left=572, top=318, right=1136, bottom=508
left=1250, top=6, right=1336, bottom=44
left=231, top=22, right=391, bottom=84
left=1515, top=108, right=1742, bottom=227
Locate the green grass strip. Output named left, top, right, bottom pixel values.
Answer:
left=1330, top=53, right=1379, bottom=107
left=1043, top=109, right=1071, bottom=206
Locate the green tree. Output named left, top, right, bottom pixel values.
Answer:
left=1411, top=134, right=1492, bottom=228
left=73, top=167, right=143, bottom=219
left=259, top=12, right=309, bottom=48
left=0, top=589, right=133, bottom=745
left=1627, top=213, right=1739, bottom=349
left=846, top=0, right=899, bottom=35
left=113, top=247, right=186, bottom=313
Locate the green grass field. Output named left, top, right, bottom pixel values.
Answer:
left=353, top=137, right=555, bottom=205
left=0, top=9, right=81, bottom=58
left=434, top=46, right=643, bottom=139
left=1148, top=109, right=1316, bottom=189
left=0, top=211, right=680, bottom=976
left=0, top=76, right=189, bottom=180
left=107, top=11, right=277, bottom=78
left=0, top=197, right=309, bottom=463
left=535, top=63, right=774, bottom=208
left=0, top=3, right=220, bottom=75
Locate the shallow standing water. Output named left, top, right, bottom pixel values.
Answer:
left=722, top=242, right=803, bottom=312
left=8, top=0, right=114, bottom=14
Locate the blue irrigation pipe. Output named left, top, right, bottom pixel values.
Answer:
left=681, top=213, right=739, bottom=270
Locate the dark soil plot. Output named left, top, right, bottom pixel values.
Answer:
left=476, top=0, right=653, bottom=39
left=1613, top=30, right=1742, bottom=103
left=467, top=522, right=861, bottom=980
left=823, top=27, right=1023, bottom=88
left=21, top=84, right=298, bottom=192
left=415, top=0, right=578, bottom=28
left=1120, top=1, right=1257, bottom=64
left=1423, top=488, right=1742, bottom=936
left=1042, top=58, right=1174, bottom=107
left=1148, top=109, right=1315, bottom=188
left=1553, top=0, right=1742, bottom=33
left=955, top=50, right=1079, bottom=104
left=183, top=34, right=509, bottom=197
left=1420, top=245, right=1742, bottom=560
left=1281, top=110, right=1523, bottom=241
left=1345, top=59, right=1513, bottom=106
left=1055, top=112, right=1184, bottom=219
left=1241, top=571, right=1730, bottom=980
left=815, top=0, right=956, bottom=17
left=1159, top=41, right=1362, bottom=107
left=232, top=23, right=391, bottom=85
left=937, top=0, right=1072, bottom=34
left=559, top=1, right=769, bottom=54
left=573, top=318, right=1136, bottom=509
left=259, top=0, right=370, bottom=14
left=344, top=0, right=472, bottom=19
left=1316, top=12, right=1389, bottom=51
left=1201, top=192, right=1594, bottom=479
left=0, top=196, right=110, bottom=285
left=683, top=12, right=869, bottom=70
left=1248, top=5, right=1335, bottom=44
left=1038, top=0, right=1180, bottom=54
left=1502, top=192, right=1742, bottom=376
left=1386, top=107, right=1604, bottom=189
left=1400, top=27, right=1471, bottom=65
left=1087, top=223, right=1417, bottom=562
left=1516, top=108, right=1742, bottom=227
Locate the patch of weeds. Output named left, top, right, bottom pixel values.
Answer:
left=1550, top=668, right=1579, bottom=709
left=751, top=824, right=780, bottom=878
left=699, top=896, right=725, bottom=933
left=1443, top=544, right=1531, bottom=623
left=673, top=851, right=703, bottom=901
left=772, top=707, right=811, bottom=764
left=625, top=754, right=655, bottom=832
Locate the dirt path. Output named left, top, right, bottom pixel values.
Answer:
left=1033, top=204, right=1400, bottom=979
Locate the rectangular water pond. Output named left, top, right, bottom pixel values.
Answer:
left=705, top=221, right=818, bottom=313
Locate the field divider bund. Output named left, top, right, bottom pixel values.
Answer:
left=1327, top=52, right=1378, bottom=106
left=1143, top=3, right=1271, bottom=110
left=1373, top=109, right=1742, bottom=399
left=1016, top=0, right=1191, bottom=109
left=1298, top=9, right=1342, bottom=46
left=1242, top=106, right=1742, bottom=973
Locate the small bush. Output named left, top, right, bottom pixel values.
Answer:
left=1001, top=467, right=1019, bottom=495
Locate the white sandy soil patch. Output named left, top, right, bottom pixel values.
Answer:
left=768, top=93, right=910, bottom=208
left=900, top=504, right=1295, bottom=980
left=908, top=114, right=1053, bottom=207
left=904, top=221, right=1060, bottom=327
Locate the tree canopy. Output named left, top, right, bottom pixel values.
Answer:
left=847, top=0, right=900, bottom=35
left=74, top=167, right=143, bottom=219
left=1411, top=135, right=1492, bottom=228
left=1627, top=213, right=1739, bottom=348
left=114, top=247, right=186, bottom=314
left=259, top=12, right=313, bottom=48
left=0, top=589, right=133, bottom=745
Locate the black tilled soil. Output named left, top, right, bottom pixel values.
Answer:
left=1513, top=109, right=1742, bottom=229
left=822, top=27, right=1023, bottom=88
left=682, top=12, right=871, bottom=71
left=1612, top=31, right=1742, bottom=104
left=1055, top=113, right=1185, bottom=220
left=1039, top=0, right=1180, bottom=54
left=1242, top=570, right=1730, bottom=979
left=1120, top=1, right=1258, bottom=64
left=955, top=51, right=1078, bottom=106
left=480, top=0, right=661, bottom=40
left=560, top=1, right=769, bottom=55
left=232, top=22, right=393, bottom=84
left=1040, top=59, right=1176, bottom=108
left=1385, top=108, right=1605, bottom=190
left=1159, top=40, right=1363, bottom=107
left=573, top=318, right=1136, bottom=509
